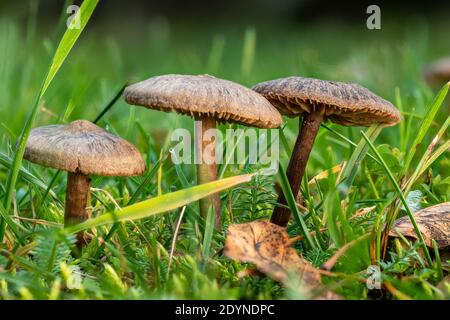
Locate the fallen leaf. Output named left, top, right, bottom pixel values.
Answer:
left=224, top=220, right=339, bottom=299
left=389, top=202, right=450, bottom=248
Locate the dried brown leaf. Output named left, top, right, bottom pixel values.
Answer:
left=224, top=220, right=339, bottom=299
left=389, top=202, right=450, bottom=248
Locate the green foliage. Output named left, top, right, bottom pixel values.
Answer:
left=0, top=0, right=99, bottom=240
left=32, top=232, right=76, bottom=275
left=232, top=172, right=278, bottom=221
left=366, top=145, right=403, bottom=176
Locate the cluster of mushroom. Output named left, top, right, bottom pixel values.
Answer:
left=123, top=74, right=402, bottom=229
left=24, top=73, right=402, bottom=246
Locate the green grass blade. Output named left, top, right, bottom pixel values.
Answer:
left=66, top=173, right=254, bottom=234
left=421, top=140, right=450, bottom=176
left=0, top=152, right=58, bottom=200
left=201, top=206, right=215, bottom=269
left=278, top=124, right=292, bottom=159
left=0, top=0, right=99, bottom=240
left=321, top=123, right=380, bottom=164
left=384, top=87, right=449, bottom=236
left=36, top=170, right=62, bottom=213
left=401, top=82, right=449, bottom=176
left=337, top=124, right=383, bottom=197
left=62, top=99, right=77, bottom=122
left=42, top=0, right=99, bottom=93
left=218, top=127, right=245, bottom=179
left=361, top=131, right=433, bottom=266
left=174, top=162, right=191, bottom=188
left=128, top=158, right=163, bottom=205
left=1, top=85, right=44, bottom=238
left=93, top=83, right=128, bottom=124
left=395, top=87, right=407, bottom=151
left=277, top=163, right=317, bottom=250
left=170, top=147, right=191, bottom=188
left=432, top=240, right=443, bottom=281
left=0, top=202, right=26, bottom=242
left=405, top=114, right=450, bottom=192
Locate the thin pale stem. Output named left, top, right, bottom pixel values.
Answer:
left=195, top=117, right=221, bottom=229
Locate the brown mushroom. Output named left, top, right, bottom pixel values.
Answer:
left=24, top=120, right=145, bottom=244
left=253, top=76, right=401, bottom=226
left=123, top=74, right=282, bottom=228
left=423, top=57, right=450, bottom=86
left=389, top=202, right=450, bottom=249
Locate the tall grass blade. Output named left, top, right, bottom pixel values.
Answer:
left=201, top=206, right=215, bottom=269
left=278, top=124, right=292, bottom=159
left=404, top=114, right=450, bottom=192
left=384, top=85, right=449, bottom=239
left=321, top=123, right=379, bottom=164
left=277, top=163, right=317, bottom=250
left=93, top=83, right=127, bottom=124
left=401, top=82, right=449, bottom=176
left=361, top=131, right=433, bottom=266
left=0, top=152, right=57, bottom=200
left=337, top=124, right=382, bottom=198
left=128, top=158, right=163, bottom=205
left=218, top=128, right=245, bottom=179
left=66, top=173, right=254, bottom=234
left=0, top=0, right=99, bottom=240
left=42, top=0, right=99, bottom=93
left=0, top=202, right=25, bottom=242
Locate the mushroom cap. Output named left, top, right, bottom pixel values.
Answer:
left=24, top=120, right=146, bottom=176
left=388, top=202, right=450, bottom=248
left=123, top=74, right=282, bottom=128
left=252, top=76, right=401, bottom=127
left=423, top=57, right=450, bottom=86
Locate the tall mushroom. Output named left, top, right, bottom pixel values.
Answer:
left=253, top=77, right=401, bottom=226
left=123, top=74, right=282, bottom=228
left=24, top=120, right=145, bottom=244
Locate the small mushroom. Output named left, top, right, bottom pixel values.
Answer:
left=253, top=76, right=401, bottom=226
left=389, top=202, right=450, bottom=250
left=423, top=57, right=450, bottom=86
left=123, top=74, right=282, bottom=228
left=24, top=120, right=145, bottom=244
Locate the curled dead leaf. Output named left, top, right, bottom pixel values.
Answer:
left=224, top=220, right=339, bottom=299
left=388, top=202, right=450, bottom=248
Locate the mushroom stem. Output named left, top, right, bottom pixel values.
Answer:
left=271, top=112, right=324, bottom=226
left=195, top=117, right=221, bottom=229
left=65, top=172, right=91, bottom=243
